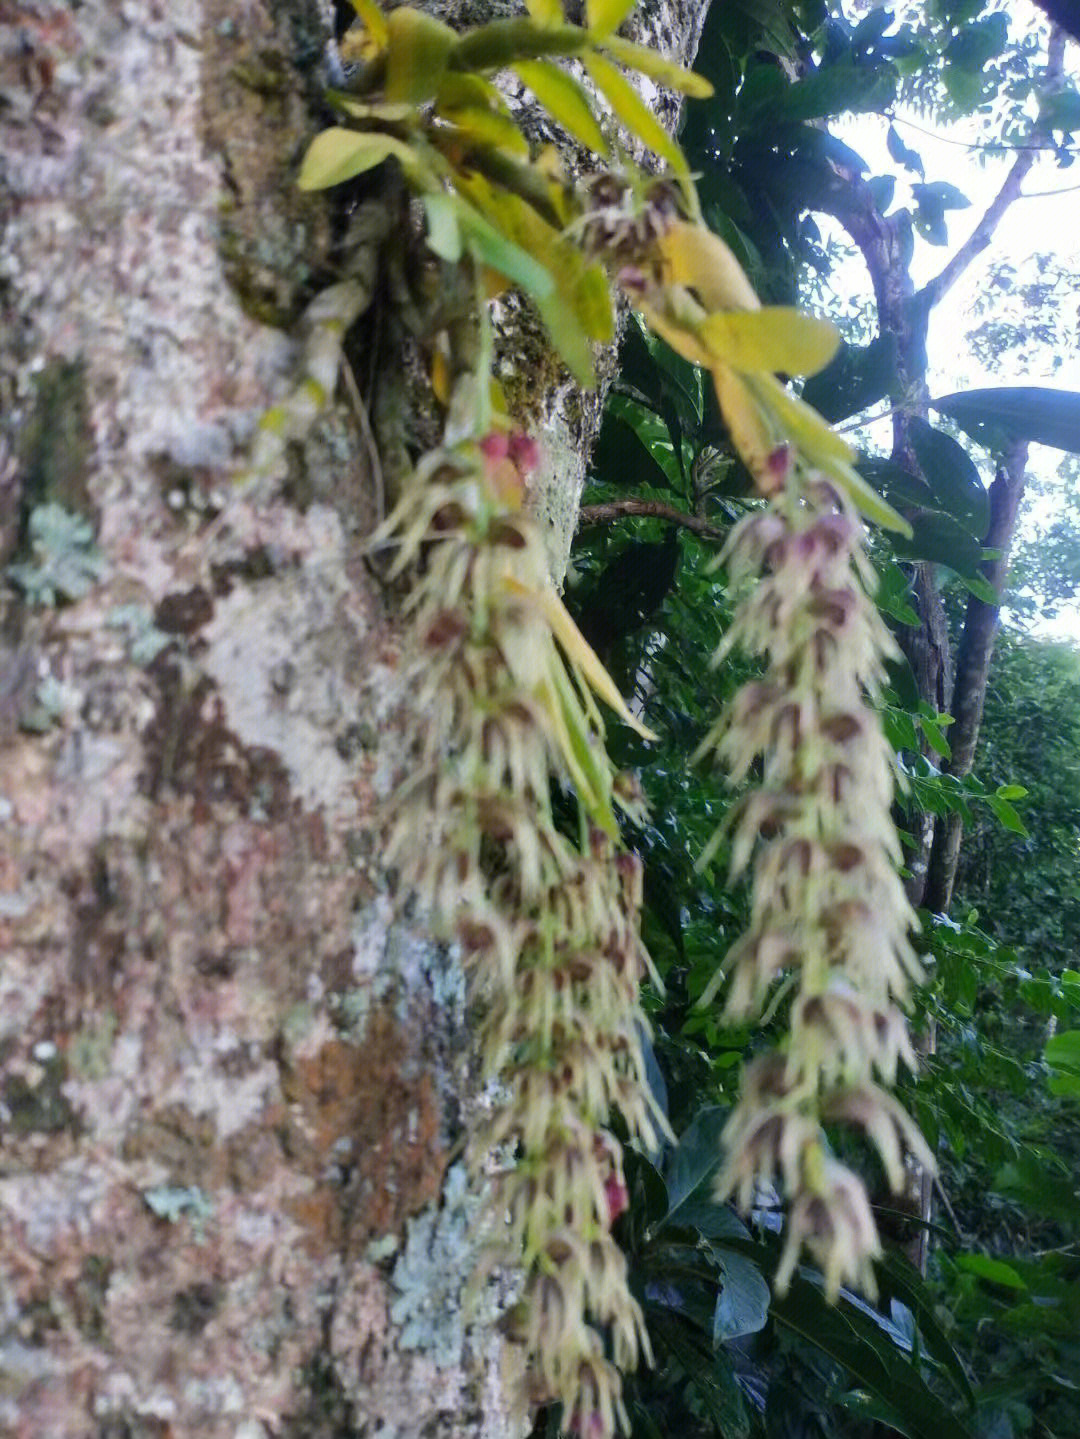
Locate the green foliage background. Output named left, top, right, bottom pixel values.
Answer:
left=557, top=2, right=1080, bottom=1436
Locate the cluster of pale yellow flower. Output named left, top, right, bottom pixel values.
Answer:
left=290, top=0, right=935, bottom=1427
left=696, top=468, right=934, bottom=1299
left=382, top=436, right=666, bottom=1435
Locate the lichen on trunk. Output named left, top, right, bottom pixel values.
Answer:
left=0, top=1, right=705, bottom=1434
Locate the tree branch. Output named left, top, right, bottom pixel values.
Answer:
left=1032, top=0, right=1080, bottom=42
left=919, top=155, right=1035, bottom=308
left=576, top=499, right=726, bottom=539
left=919, top=28, right=1066, bottom=309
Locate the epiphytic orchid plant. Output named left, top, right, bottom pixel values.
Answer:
left=295, top=0, right=929, bottom=1430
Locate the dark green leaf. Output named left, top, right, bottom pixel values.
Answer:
left=911, top=181, right=971, bottom=212
left=650, top=1314, right=752, bottom=1434
left=887, top=123, right=925, bottom=176
left=921, top=714, right=951, bottom=760
left=771, top=1278, right=976, bottom=1439
left=884, top=707, right=921, bottom=753
left=663, top=1106, right=729, bottom=1224
left=867, top=174, right=896, bottom=213
left=678, top=1201, right=751, bottom=1243
left=892, top=511, right=986, bottom=582
left=915, top=207, right=949, bottom=246
left=985, top=794, right=1030, bottom=837
left=956, top=571, right=999, bottom=605
left=944, top=13, right=1008, bottom=74
left=932, top=387, right=1080, bottom=454
left=875, top=560, right=920, bottom=627
left=876, top=1250, right=976, bottom=1408
left=607, top=394, right=684, bottom=489
left=943, top=64, right=984, bottom=112
left=1048, top=1072, right=1080, bottom=1100
left=1040, top=87, right=1080, bottom=134
left=636, top=318, right=705, bottom=426
left=765, top=60, right=898, bottom=123
left=625, top=1147, right=670, bottom=1230
left=857, top=454, right=931, bottom=510
left=956, top=1254, right=1027, bottom=1290
left=993, top=1156, right=1080, bottom=1224
left=802, top=334, right=898, bottom=422
left=908, top=418, right=989, bottom=538
left=713, top=1251, right=771, bottom=1342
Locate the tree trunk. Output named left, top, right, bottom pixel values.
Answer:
left=0, top=2, right=702, bottom=1434
left=923, top=437, right=1030, bottom=914
left=814, top=26, right=1062, bottom=908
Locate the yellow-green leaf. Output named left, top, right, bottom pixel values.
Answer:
left=529, top=581, right=658, bottom=741
left=535, top=289, right=596, bottom=386
left=712, top=363, right=776, bottom=483
left=746, top=372, right=854, bottom=464
left=348, top=0, right=388, bottom=42
left=436, top=71, right=505, bottom=112
left=657, top=221, right=760, bottom=312
left=452, top=198, right=557, bottom=301
left=544, top=664, right=618, bottom=836
left=297, top=129, right=416, bottom=190
left=525, top=0, right=564, bottom=24
left=456, top=172, right=606, bottom=381
left=424, top=194, right=462, bottom=262
left=582, top=51, right=688, bottom=178
left=601, top=36, right=714, bottom=97
left=451, top=18, right=586, bottom=71
left=818, top=457, right=913, bottom=536
left=440, top=109, right=530, bottom=156
left=331, top=97, right=417, bottom=123
left=737, top=372, right=910, bottom=532
left=572, top=262, right=615, bottom=344
left=385, top=7, right=455, bottom=103
left=701, top=309, right=840, bottom=377
left=512, top=59, right=610, bottom=155
left=586, top=0, right=636, bottom=37
left=633, top=295, right=713, bottom=368
left=448, top=146, right=566, bottom=228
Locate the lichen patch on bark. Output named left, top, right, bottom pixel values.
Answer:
left=0, top=0, right=705, bottom=1430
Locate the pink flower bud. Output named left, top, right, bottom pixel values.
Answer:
left=478, top=432, right=510, bottom=463
left=604, top=1174, right=629, bottom=1224
left=508, top=433, right=540, bottom=475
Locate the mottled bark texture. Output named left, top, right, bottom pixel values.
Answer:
left=0, top=1, right=702, bottom=1434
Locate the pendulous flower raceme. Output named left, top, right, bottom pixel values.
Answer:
left=696, top=467, right=936, bottom=1300
left=380, top=434, right=666, bottom=1436
left=291, top=0, right=935, bottom=1415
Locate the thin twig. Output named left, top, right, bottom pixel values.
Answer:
left=887, top=109, right=1078, bottom=156
left=933, top=1176, right=967, bottom=1240
left=1019, top=180, right=1080, bottom=197
left=919, top=29, right=1066, bottom=309
left=577, top=498, right=726, bottom=540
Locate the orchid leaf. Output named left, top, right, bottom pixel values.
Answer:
left=702, top=309, right=840, bottom=378
left=513, top=59, right=610, bottom=154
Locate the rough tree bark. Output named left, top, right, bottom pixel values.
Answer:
left=0, top=2, right=704, bottom=1434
